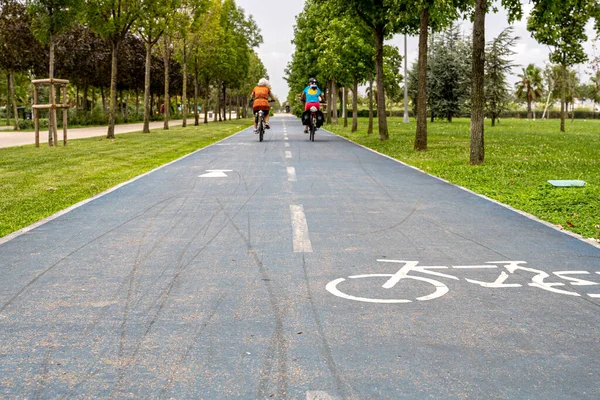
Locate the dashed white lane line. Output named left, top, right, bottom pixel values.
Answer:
left=285, top=151, right=292, bottom=159
left=290, top=205, right=313, bottom=253
left=284, top=137, right=289, bottom=141
left=306, top=391, right=337, bottom=400
left=285, top=142, right=290, bottom=148
left=287, top=167, right=297, bottom=182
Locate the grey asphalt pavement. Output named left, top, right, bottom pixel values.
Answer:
left=1, top=116, right=599, bottom=399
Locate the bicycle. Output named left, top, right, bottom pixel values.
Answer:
left=304, top=102, right=326, bottom=142
left=256, top=110, right=266, bottom=142
left=254, top=100, right=275, bottom=142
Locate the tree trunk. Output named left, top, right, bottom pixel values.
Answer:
left=194, top=73, right=199, bottom=126
left=49, top=34, right=57, bottom=145
left=491, top=113, right=496, bottom=127
left=82, top=83, right=89, bottom=116
left=8, top=72, right=19, bottom=131
left=415, top=8, right=429, bottom=151
left=331, top=78, right=338, bottom=124
left=182, top=44, right=188, bottom=128
left=204, top=79, right=209, bottom=124
left=215, top=89, right=219, bottom=122
left=368, top=73, right=374, bottom=134
left=561, top=63, right=566, bottom=132
left=469, top=0, right=486, bottom=165
left=222, top=84, right=227, bottom=121
left=5, top=74, right=10, bottom=126
left=107, top=40, right=120, bottom=139
left=352, top=76, right=358, bottom=132
left=120, top=89, right=124, bottom=119
left=163, top=41, right=170, bottom=130
left=542, top=81, right=553, bottom=119
left=343, top=88, right=348, bottom=127
left=101, top=86, right=107, bottom=115
left=326, top=80, right=332, bottom=124
left=374, top=24, right=389, bottom=140
left=527, top=99, right=532, bottom=119
left=143, top=41, right=152, bottom=133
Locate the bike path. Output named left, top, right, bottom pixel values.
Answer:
left=0, top=115, right=599, bottom=399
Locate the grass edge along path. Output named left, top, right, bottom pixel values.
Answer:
left=325, top=118, right=600, bottom=243
left=0, top=120, right=250, bottom=239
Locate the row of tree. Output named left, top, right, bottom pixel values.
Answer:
left=405, top=26, right=600, bottom=126
left=0, top=0, right=268, bottom=142
left=286, top=0, right=600, bottom=164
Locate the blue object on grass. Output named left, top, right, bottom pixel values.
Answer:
left=547, top=180, right=586, bottom=187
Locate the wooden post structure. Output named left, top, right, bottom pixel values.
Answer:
left=31, top=78, right=69, bottom=147
left=62, top=85, right=67, bottom=146
left=34, top=86, right=39, bottom=147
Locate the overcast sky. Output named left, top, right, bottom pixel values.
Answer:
left=236, top=0, right=599, bottom=100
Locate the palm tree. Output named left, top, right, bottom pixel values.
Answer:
left=515, top=64, right=544, bottom=119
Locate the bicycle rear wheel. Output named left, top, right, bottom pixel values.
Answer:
left=259, top=120, right=264, bottom=142
left=310, top=117, right=316, bottom=141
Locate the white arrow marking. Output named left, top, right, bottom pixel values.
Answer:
left=199, top=170, right=233, bottom=178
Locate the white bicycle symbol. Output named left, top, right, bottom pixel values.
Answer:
left=326, top=259, right=600, bottom=304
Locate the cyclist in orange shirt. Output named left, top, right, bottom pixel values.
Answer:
left=250, top=78, right=275, bottom=133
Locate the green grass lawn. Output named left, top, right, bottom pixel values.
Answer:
left=0, top=120, right=250, bottom=238
left=326, top=117, right=600, bottom=241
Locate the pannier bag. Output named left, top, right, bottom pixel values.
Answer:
left=301, top=111, right=310, bottom=125
left=301, top=110, right=325, bottom=127
left=315, top=110, right=324, bottom=127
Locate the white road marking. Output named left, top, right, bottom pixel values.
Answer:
left=199, top=170, right=233, bottom=178
left=453, top=265, right=498, bottom=269
left=306, top=391, right=337, bottom=400
left=326, top=278, right=412, bottom=304
left=290, top=205, right=312, bottom=253
left=553, top=271, right=599, bottom=286
left=589, top=294, right=600, bottom=298
left=285, top=151, right=292, bottom=159
left=284, top=137, right=289, bottom=141
left=287, top=167, right=297, bottom=182
left=466, top=272, right=522, bottom=288
left=285, top=142, right=290, bottom=148
left=377, top=260, right=458, bottom=281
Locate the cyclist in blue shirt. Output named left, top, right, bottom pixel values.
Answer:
left=301, top=78, right=325, bottom=133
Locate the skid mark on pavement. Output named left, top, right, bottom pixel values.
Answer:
left=159, top=293, right=227, bottom=398
left=215, top=200, right=290, bottom=399
left=302, top=254, right=352, bottom=398
left=0, top=194, right=179, bottom=315
left=109, top=187, right=262, bottom=395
